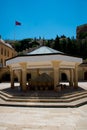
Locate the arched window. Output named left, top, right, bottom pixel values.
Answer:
left=7, top=51, right=9, bottom=57
left=84, top=71, right=87, bottom=80
left=1, top=73, right=10, bottom=82
left=1, top=59, right=3, bottom=66
left=4, top=49, right=6, bottom=56
left=1, top=48, right=3, bottom=55
left=61, top=73, right=68, bottom=81
left=27, top=73, right=31, bottom=81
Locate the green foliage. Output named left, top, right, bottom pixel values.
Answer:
left=9, top=35, right=87, bottom=59
left=53, top=35, right=60, bottom=50
left=79, top=32, right=87, bottom=39
left=45, top=39, right=54, bottom=47
left=13, top=41, right=22, bottom=52
left=12, top=38, right=39, bottom=52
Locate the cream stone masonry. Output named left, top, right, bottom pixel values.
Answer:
left=0, top=39, right=16, bottom=67
left=52, top=61, right=61, bottom=90
left=10, top=67, right=14, bottom=89
left=20, top=62, right=27, bottom=91
left=6, top=46, right=82, bottom=91
left=70, top=69, right=73, bottom=87
left=74, top=64, right=79, bottom=88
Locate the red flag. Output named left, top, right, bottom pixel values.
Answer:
left=15, top=21, right=21, bottom=25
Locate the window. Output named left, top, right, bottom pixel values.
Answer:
left=7, top=51, right=9, bottom=57
left=1, top=59, right=3, bottom=66
left=1, top=48, right=3, bottom=55
left=4, top=49, right=6, bottom=56
left=61, top=73, right=68, bottom=81
left=12, top=53, right=13, bottom=57
left=0, top=59, right=3, bottom=67
left=84, top=72, right=87, bottom=80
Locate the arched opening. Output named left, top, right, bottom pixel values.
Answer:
left=14, top=77, right=18, bottom=82
left=61, top=73, right=68, bottom=81
left=1, top=73, right=10, bottom=82
left=84, top=71, right=87, bottom=80
left=27, top=73, right=31, bottom=81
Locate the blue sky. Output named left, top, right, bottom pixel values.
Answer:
left=0, top=0, right=87, bottom=40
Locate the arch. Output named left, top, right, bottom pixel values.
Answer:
left=1, top=72, right=10, bottom=82
left=1, top=70, right=18, bottom=82
left=61, top=73, right=68, bottom=81
left=27, top=73, right=31, bottom=81
left=14, top=70, right=21, bottom=82
left=84, top=71, right=87, bottom=80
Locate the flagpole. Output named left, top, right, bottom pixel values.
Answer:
left=14, top=21, right=16, bottom=41
left=14, top=21, right=21, bottom=41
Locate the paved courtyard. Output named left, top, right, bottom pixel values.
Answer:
left=0, top=82, right=87, bottom=130
left=0, top=105, right=87, bottom=130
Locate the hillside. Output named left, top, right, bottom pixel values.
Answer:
left=6, top=35, right=87, bottom=60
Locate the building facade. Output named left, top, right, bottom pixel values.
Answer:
left=0, top=39, right=16, bottom=67
left=0, top=39, right=17, bottom=82
left=76, top=24, right=87, bottom=39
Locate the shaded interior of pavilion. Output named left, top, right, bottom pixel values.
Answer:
left=8, top=65, right=81, bottom=92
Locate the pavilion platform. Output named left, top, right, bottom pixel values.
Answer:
left=0, top=82, right=87, bottom=108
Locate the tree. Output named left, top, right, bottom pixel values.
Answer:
left=54, top=35, right=60, bottom=50
left=46, top=39, right=54, bottom=47
left=13, top=41, right=21, bottom=52
left=59, top=38, right=67, bottom=53
left=20, top=38, right=32, bottom=49
left=60, top=35, right=66, bottom=38
left=66, top=38, right=73, bottom=54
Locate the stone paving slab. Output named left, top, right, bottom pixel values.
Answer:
left=0, top=82, right=87, bottom=129
left=0, top=105, right=87, bottom=130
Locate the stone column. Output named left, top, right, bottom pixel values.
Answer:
left=10, top=68, right=14, bottom=89
left=37, top=69, right=40, bottom=76
left=34, top=69, right=40, bottom=78
left=52, top=61, right=60, bottom=91
left=20, top=63, right=27, bottom=92
left=19, top=70, right=22, bottom=87
left=69, top=69, right=73, bottom=87
left=74, top=64, right=78, bottom=88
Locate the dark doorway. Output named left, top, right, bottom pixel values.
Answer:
left=27, top=73, right=31, bottom=81
left=84, top=72, right=87, bottom=80
left=1, top=73, right=10, bottom=82
left=61, top=73, right=67, bottom=81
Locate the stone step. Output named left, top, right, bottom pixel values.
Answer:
left=0, top=91, right=13, bottom=98
left=1, top=89, right=87, bottom=99
left=0, top=93, right=8, bottom=101
left=61, top=91, right=87, bottom=98
left=0, top=90, right=87, bottom=103
left=0, top=97, right=87, bottom=108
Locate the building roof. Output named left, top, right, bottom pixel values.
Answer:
left=27, top=46, right=63, bottom=55
left=0, top=39, right=13, bottom=49
left=6, top=46, right=82, bottom=69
